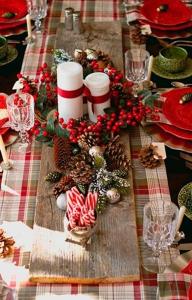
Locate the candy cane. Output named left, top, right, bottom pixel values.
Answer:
left=76, top=194, right=85, bottom=208
left=66, top=190, right=75, bottom=216
left=88, top=210, right=96, bottom=225
left=69, top=214, right=76, bottom=229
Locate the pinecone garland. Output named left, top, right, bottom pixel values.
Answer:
left=78, top=132, right=100, bottom=152
left=54, top=136, right=72, bottom=171
left=139, top=144, right=162, bottom=168
left=70, top=161, right=94, bottom=184
left=45, top=171, right=62, bottom=183
left=53, top=175, right=75, bottom=197
left=0, top=229, right=15, bottom=258
left=130, top=26, right=147, bottom=45
left=104, top=136, right=131, bottom=171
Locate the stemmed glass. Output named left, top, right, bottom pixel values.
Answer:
left=6, top=93, right=34, bottom=152
left=143, top=199, right=179, bottom=273
left=125, top=48, right=150, bottom=96
left=27, top=0, right=47, bottom=34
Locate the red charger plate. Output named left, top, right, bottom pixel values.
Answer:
left=0, top=0, right=27, bottom=23
left=157, top=123, right=192, bottom=141
left=139, top=19, right=192, bottom=31
left=144, top=124, right=192, bottom=153
left=0, top=19, right=26, bottom=30
left=140, top=0, right=192, bottom=26
left=162, top=88, right=192, bottom=131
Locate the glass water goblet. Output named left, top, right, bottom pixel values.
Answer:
left=125, top=48, right=150, bottom=96
left=27, top=0, right=47, bottom=34
left=143, top=199, right=179, bottom=273
left=6, top=93, right=34, bottom=153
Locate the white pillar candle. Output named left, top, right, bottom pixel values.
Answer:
left=147, top=55, right=153, bottom=82
left=0, top=135, right=9, bottom=165
left=176, top=206, right=186, bottom=232
left=26, top=14, right=32, bottom=39
left=84, top=72, right=110, bottom=123
left=57, top=62, right=83, bottom=122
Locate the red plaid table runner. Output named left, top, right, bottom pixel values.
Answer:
left=0, top=1, right=189, bottom=299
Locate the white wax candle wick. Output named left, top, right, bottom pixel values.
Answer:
left=26, top=14, right=32, bottom=39
left=147, top=55, right=153, bottom=82
left=176, top=206, right=186, bottom=232
left=0, top=135, right=9, bottom=165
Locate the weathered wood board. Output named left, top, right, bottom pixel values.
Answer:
left=29, top=22, right=140, bottom=283
left=29, top=133, right=140, bottom=283
left=55, top=21, right=124, bottom=71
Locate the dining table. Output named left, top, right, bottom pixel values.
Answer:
left=0, top=0, right=192, bottom=299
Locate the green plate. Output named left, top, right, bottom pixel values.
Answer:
left=0, top=45, right=18, bottom=67
left=178, top=182, right=192, bottom=220
left=152, top=56, right=192, bottom=80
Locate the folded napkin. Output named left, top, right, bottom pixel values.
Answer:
left=157, top=250, right=192, bottom=299
left=0, top=93, right=9, bottom=136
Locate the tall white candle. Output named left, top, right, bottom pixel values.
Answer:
left=84, top=72, right=110, bottom=123
left=57, top=62, right=83, bottom=122
left=147, top=55, right=153, bottom=82
left=26, top=14, right=32, bottom=39
left=176, top=206, right=186, bottom=232
left=0, top=135, right=9, bottom=165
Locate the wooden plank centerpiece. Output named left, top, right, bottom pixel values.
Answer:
left=29, top=22, right=140, bottom=283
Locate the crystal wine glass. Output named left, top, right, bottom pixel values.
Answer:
left=143, top=199, right=179, bottom=273
left=27, top=0, right=47, bottom=34
left=125, top=48, right=150, bottom=96
left=6, top=93, right=34, bottom=152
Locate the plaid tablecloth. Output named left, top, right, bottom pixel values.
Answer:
left=0, top=1, right=191, bottom=299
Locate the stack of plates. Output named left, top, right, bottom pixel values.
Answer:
left=139, top=0, right=192, bottom=39
left=145, top=88, right=192, bottom=153
left=0, top=0, right=27, bottom=36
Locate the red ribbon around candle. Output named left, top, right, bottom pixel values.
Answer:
left=57, top=85, right=84, bottom=98
left=83, top=86, right=110, bottom=113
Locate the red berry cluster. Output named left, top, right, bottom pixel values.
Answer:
left=31, top=119, right=49, bottom=137
left=37, top=63, right=57, bottom=105
left=17, top=73, right=38, bottom=100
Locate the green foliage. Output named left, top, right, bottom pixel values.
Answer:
left=55, top=125, right=69, bottom=138
left=77, top=184, right=87, bottom=195
left=140, top=90, right=159, bottom=108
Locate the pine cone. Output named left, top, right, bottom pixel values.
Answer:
left=70, top=161, right=94, bottom=184
left=68, top=152, right=92, bottom=170
left=139, top=144, right=162, bottom=168
left=104, top=136, right=131, bottom=171
left=130, top=26, right=147, bottom=45
left=0, top=229, right=15, bottom=258
left=45, top=171, right=62, bottom=183
left=78, top=132, right=100, bottom=152
left=54, top=136, right=72, bottom=171
left=53, top=175, right=75, bottom=197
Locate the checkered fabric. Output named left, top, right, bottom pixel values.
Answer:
left=0, top=1, right=190, bottom=299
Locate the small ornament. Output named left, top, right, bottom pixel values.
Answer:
left=89, top=146, right=104, bottom=157
left=72, top=145, right=81, bottom=155
left=84, top=49, right=98, bottom=60
left=179, top=93, right=192, bottom=104
left=106, top=188, right=121, bottom=204
left=139, top=144, right=162, bottom=168
left=45, top=171, right=62, bottom=183
left=156, top=4, right=169, bottom=12
left=56, top=193, right=67, bottom=210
